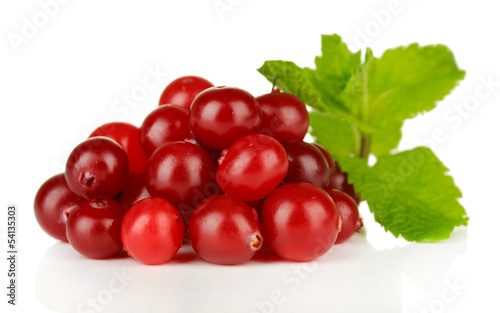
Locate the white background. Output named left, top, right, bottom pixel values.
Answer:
left=1, top=0, right=499, bottom=312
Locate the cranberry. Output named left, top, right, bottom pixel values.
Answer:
left=282, top=141, right=330, bottom=188
left=121, top=197, right=184, bottom=265
left=145, top=141, right=219, bottom=213
left=311, top=143, right=361, bottom=203
left=34, top=173, right=85, bottom=242
left=188, top=195, right=262, bottom=265
left=65, top=137, right=129, bottom=199
left=312, top=143, right=337, bottom=177
left=189, top=86, right=262, bottom=149
left=159, top=76, right=213, bottom=109
left=325, top=189, right=363, bottom=244
left=256, top=92, right=309, bottom=142
left=121, top=174, right=150, bottom=211
left=66, top=198, right=125, bottom=259
left=329, top=170, right=361, bottom=204
left=261, top=183, right=340, bottom=261
left=216, top=134, right=289, bottom=201
left=139, top=104, right=193, bottom=157
left=89, top=122, right=148, bottom=176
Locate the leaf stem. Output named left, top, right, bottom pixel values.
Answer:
left=352, top=125, right=362, bottom=157
left=359, top=134, right=371, bottom=160
left=271, top=76, right=279, bottom=93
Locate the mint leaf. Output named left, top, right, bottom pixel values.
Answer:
left=337, top=147, right=468, bottom=242
left=313, top=34, right=361, bottom=112
left=257, top=60, right=326, bottom=111
left=338, top=48, right=374, bottom=121
left=341, top=44, right=466, bottom=156
left=309, top=111, right=358, bottom=156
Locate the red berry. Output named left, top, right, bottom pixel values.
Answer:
left=189, top=86, right=262, bottom=149
left=66, top=198, right=125, bottom=259
left=256, top=92, right=309, bottom=142
left=145, top=141, right=219, bottom=212
left=312, top=143, right=337, bottom=178
left=324, top=189, right=363, bottom=244
left=216, top=134, right=288, bottom=201
left=139, top=105, right=193, bottom=157
left=34, top=173, right=85, bottom=242
left=328, top=169, right=361, bottom=204
left=188, top=195, right=263, bottom=265
left=282, top=141, right=330, bottom=188
left=312, top=143, right=361, bottom=203
left=261, top=183, right=340, bottom=262
left=89, top=122, right=148, bottom=176
left=65, top=137, right=130, bottom=199
left=121, top=197, right=184, bottom=265
left=121, top=174, right=150, bottom=211
left=159, top=76, right=214, bottom=109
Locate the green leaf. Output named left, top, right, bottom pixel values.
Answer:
left=339, top=48, right=374, bottom=119
left=309, top=111, right=358, bottom=156
left=313, top=34, right=361, bottom=112
left=257, top=60, right=326, bottom=111
left=337, top=147, right=469, bottom=242
left=341, top=44, right=466, bottom=156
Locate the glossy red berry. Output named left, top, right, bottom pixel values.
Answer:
left=34, top=173, right=85, bottom=242
left=145, top=141, right=219, bottom=212
left=159, top=76, right=214, bottom=109
left=216, top=134, right=288, bottom=201
left=312, top=143, right=337, bottom=178
left=89, top=122, right=148, bottom=176
left=312, top=143, right=361, bottom=203
left=282, top=141, right=330, bottom=188
left=65, top=137, right=130, bottom=199
left=121, top=197, right=184, bottom=265
left=256, top=92, right=309, bottom=142
left=261, top=183, right=340, bottom=262
left=66, top=198, right=125, bottom=259
left=189, top=86, right=262, bottom=149
left=188, top=195, right=263, bottom=265
left=121, top=174, right=150, bottom=211
left=328, top=170, right=361, bottom=204
left=325, top=189, right=363, bottom=244
left=139, top=105, right=193, bottom=157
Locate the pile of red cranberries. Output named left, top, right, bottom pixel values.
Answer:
left=34, top=76, right=362, bottom=265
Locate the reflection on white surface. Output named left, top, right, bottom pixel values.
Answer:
left=35, top=231, right=467, bottom=313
